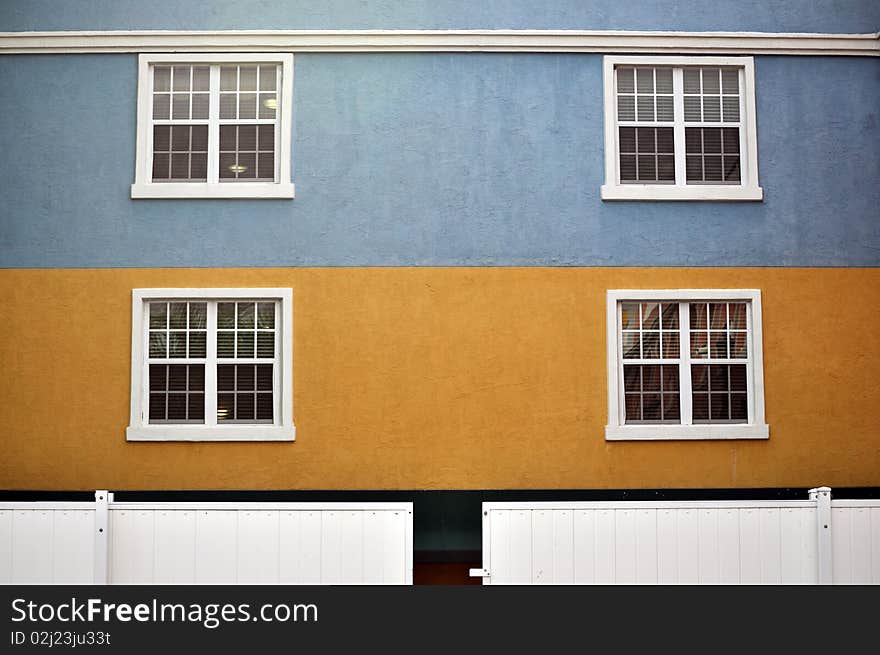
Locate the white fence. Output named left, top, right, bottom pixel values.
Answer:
left=0, top=492, right=413, bottom=584
left=472, top=488, right=880, bottom=584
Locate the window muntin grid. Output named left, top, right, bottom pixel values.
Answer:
left=145, top=299, right=280, bottom=426
left=618, top=300, right=753, bottom=426
left=149, top=62, right=280, bottom=184
left=613, top=63, right=746, bottom=188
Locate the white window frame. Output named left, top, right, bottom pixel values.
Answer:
left=606, top=289, right=768, bottom=440
left=601, top=56, right=762, bottom=201
left=131, top=53, right=294, bottom=199
left=127, top=288, right=295, bottom=441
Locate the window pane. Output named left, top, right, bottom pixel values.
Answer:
left=641, top=332, right=660, bottom=358
left=149, top=365, right=166, bottom=392
left=617, top=95, right=635, bottom=122
left=217, top=331, right=235, bottom=357
left=662, top=365, right=679, bottom=391
left=149, top=332, right=167, bottom=357
left=149, top=302, right=168, bottom=328
left=625, top=394, right=641, bottom=422
left=662, top=331, right=679, bottom=358
left=192, top=93, right=210, bottom=120
left=624, top=365, right=641, bottom=391
left=641, top=303, right=660, bottom=329
left=168, top=332, right=187, bottom=358
left=219, top=93, right=237, bottom=119
left=617, top=68, right=634, bottom=94
left=217, top=365, right=235, bottom=391
left=642, top=365, right=661, bottom=391
left=256, top=393, right=274, bottom=421
left=622, top=333, right=640, bottom=359
left=153, top=66, right=171, bottom=92
left=237, top=364, right=255, bottom=391
left=621, top=302, right=639, bottom=329
left=217, top=394, right=235, bottom=421
left=259, top=65, right=277, bottom=91
left=189, top=331, right=206, bottom=357
left=188, top=394, right=205, bottom=420
left=237, top=332, right=255, bottom=357
left=239, top=93, right=257, bottom=119
left=642, top=394, right=662, bottom=420
left=218, top=303, right=235, bottom=328
left=152, top=93, right=170, bottom=120
left=168, top=364, right=188, bottom=391
left=172, top=66, right=191, bottom=91
left=661, top=303, right=678, bottom=329
left=237, top=394, right=256, bottom=420
left=238, top=302, right=255, bottom=328
left=167, top=394, right=187, bottom=420
left=257, top=365, right=273, bottom=391
left=257, top=332, right=274, bottom=358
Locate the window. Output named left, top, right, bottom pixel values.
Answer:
left=601, top=56, right=761, bottom=201
left=606, top=290, right=768, bottom=440
left=127, top=289, right=294, bottom=441
left=131, top=54, right=294, bottom=199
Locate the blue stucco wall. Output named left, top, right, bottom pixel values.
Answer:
left=1, top=0, right=878, bottom=32
left=0, top=53, right=878, bottom=268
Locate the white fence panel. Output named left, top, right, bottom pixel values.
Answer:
left=1, top=496, right=412, bottom=585
left=477, top=492, right=880, bottom=585
left=0, top=504, right=96, bottom=584
left=108, top=502, right=412, bottom=584
left=830, top=501, right=880, bottom=584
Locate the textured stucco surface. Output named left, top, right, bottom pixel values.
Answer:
left=1, top=0, right=878, bottom=32
left=0, top=54, right=878, bottom=268
left=1, top=267, right=878, bottom=491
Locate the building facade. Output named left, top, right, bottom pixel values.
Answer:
left=1, top=1, right=878, bottom=582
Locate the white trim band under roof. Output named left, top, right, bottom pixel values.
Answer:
left=0, top=30, right=877, bottom=56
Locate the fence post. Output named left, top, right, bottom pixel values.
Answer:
left=94, top=490, right=110, bottom=584
left=809, top=486, right=833, bottom=584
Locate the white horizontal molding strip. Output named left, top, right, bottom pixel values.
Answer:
left=0, top=30, right=877, bottom=55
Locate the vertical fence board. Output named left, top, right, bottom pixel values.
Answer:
left=635, top=509, right=658, bottom=583
left=657, top=509, right=677, bottom=584
left=849, top=508, right=872, bottom=584
left=298, top=510, right=323, bottom=584
left=615, top=510, right=637, bottom=584
left=831, top=507, right=852, bottom=584
left=52, top=510, right=94, bottom=583
left=509, top=510, right=533, bottom=584
left=759, top=508, right=782, bottom=583
left=195, top=510, right=236, bottom=583
left=341, top=511, right=365, bottom=583
left=110, top=510, right=154, bottom=583
left=0, top=510, right=12, bottom=583
left=361, top=510, right=385, bottom=585
left=320, top=510, right=343, bottom=584
left=531, top=510, right=553, bottom=584
left=552, top=510, right=574, bottom=583
left=13, top=511, right=53, bottom=583
left=739, top=509, right=761, bottom=584
left=278, top=511, right=303, bottom=583
left=382, top=510, right=407, bottom=584
left=572, top=510, right=595, bottom=584
left=595, top=510, right=615, bottom=583
left=698, top=509, right=720, bottom=584
left=154, top=510, right=196, bottom=583
left=237, top=511, right=280, bottom=584
left=718, top=509, right=740, bottom=583
left=676, top=509, right=699, bottom=584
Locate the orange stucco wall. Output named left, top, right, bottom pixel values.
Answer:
left=1, top=267, right=878, bottom=490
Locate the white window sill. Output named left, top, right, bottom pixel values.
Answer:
left=605, top=423, right=769, bottom=441
left=131, top=182, right=295, bottom=199
left=600, top=184, right=763, bottom=202
left=126, top=425, right=296, bottom=442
